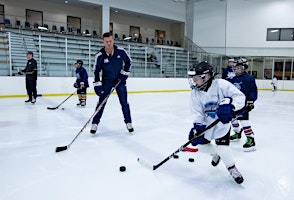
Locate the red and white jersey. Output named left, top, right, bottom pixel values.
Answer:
left=190, top=79, right=245, bottom=141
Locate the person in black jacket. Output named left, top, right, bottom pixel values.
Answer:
left=18, top=51, right=38, bottom=103
left=73, top=60, right=89, bottom=107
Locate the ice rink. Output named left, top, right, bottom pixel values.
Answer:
left=0, top=90, right=293, bottom=200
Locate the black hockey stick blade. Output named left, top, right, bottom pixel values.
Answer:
left=47, top=106, right=58, bottom=110
left=55, top=145, right=69, bottom=152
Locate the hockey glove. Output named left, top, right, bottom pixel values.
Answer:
left=188, top=123, right=206, bottom=146
left=246, top=100, right=254, bottom=111
left=93, top=81, right=103, bottom=96
left=73, top=82, right=79, bottom=88
left=18, top=71, right=23, bottom=75
left=119, top=69, right=130, bottom=84
left=216, top=97, right=234, bottom=124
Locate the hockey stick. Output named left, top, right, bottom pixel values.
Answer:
left=55, top=81, right=121, bottom=153
left=47, top=91, right=76, bottom=110
left=183, top=147, right=198, bottom=152
left=137, top=119, right=220, bottom=170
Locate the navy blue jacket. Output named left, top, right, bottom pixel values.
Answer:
left=75, top=66, right=89, bottom=87
left=231, top=72, right=258, bottom=102
left=94, top=45, right=131, bottom=82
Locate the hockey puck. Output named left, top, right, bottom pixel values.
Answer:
left=119, top=166, right=126, bottom=172
left=188, top=158, right=194, bottom=162
left=61, top=108, right=65, bottom=110
left=173, top=154, right=179, bottom=159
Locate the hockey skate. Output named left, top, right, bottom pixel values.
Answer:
left=31, top=97, right=36, bottom=104
left=80, top=100, right=86, bottom=107
left=243, top=137, right=256, bottom=152
left=230, top=129, right=242, bottom=141
left=126, top=123, right=134, bottom=133
left=25, top=99, right=31, bottom=103
left=228, top=165, right=244, bottom=184
left=90, top=124, right=98, bottom=134
left=211, top=154, right=221, bottom=167
left=76, top=100, right=81, bottom=106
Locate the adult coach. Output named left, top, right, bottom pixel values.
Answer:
left=91, top=32, right=133, bottom=134
left=18, top=51, right=38, bottom=103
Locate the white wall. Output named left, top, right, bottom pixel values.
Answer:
left=0, top=77, right=292, bottom=97
left=193, top=0, right=294, bottom=56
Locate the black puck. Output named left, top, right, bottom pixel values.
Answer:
left=188, top=158, right=194, bottom=162
left=173, top=154, right=179, bottom=159
left=119, top=166, right=126, bottom=172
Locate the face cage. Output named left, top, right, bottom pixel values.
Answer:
left=188, top=74, right=209, bottom=91
left=233, top=65, right=245, bottom=75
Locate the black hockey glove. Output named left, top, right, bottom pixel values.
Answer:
left=73, top=82, right=79, bottom=88
left=246, top=101, right=254, bottom=111
left=188, top=123, right=206, bottom=146
left=93, top=81, right=103, bottom=96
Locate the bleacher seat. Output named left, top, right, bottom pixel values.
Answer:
left=25, top=21, right=31, bottom=30
left=93, top=30, right=98, bottom=37
left=4, top=19, right=12, bottom=28
left=52, top=25, right=57, bottom=32
left=60, top=26, right=65, bottom=33
left=15, top=20, right=22, bottom=29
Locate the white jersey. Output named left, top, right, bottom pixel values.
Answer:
left=190, top=79, right=245, bottom=141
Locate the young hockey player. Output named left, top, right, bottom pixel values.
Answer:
left=91, top=32, right=133, bottom=134
left=73, top=60, right=89, bottom=107
left=222, top=58, right=235, bottom=80
left=271, top=76, right=278, bottom=91
left=229, top=58, right=258, bottom=152
left=188, top=61, right=246, bottom=184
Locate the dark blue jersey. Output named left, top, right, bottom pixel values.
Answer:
left=231, top=72, right=258, bottom=102
left=94, top=45, right=132, bottom=82
left=75, top=66, right=89, bottom=87
left=222, top=66, right=234, bottom=80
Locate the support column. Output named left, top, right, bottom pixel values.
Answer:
left=101, top=5, right=110, bottom=35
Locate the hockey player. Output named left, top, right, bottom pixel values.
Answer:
left=188, top=61, right=245, bottom=184
left=91, top=32, right=133, bottom=134
left=271, top=76, right=278, bottom=91
left=18, top=51, right=38, bottom=104
left=229, top=58, right=258, bottom=152
left=73, top=60, right=89, bottom=107
left=221, top=58, right=235, bottom=80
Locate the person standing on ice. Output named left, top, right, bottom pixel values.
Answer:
left=271, top=76, right=277, bottom=91
left=73, top=59, right=89, bottom=107
left=91, top=32, right=133, bottom=134
left=18, top=51, right=38, bottom=104
left=229, top=58, right=258, bottom=152
left=187, top=61, right=245, bottom=184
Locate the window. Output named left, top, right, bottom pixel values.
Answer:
left=267, top=28, right=294, bottom=41
left=26, top=9, right=43, bottom=27
left=0, top=4, right=4, bottom=25
left=67, top=16, right=81, bottom=33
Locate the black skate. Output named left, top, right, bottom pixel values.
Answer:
left=243, top=137, right=256, bottom=152
left=228, top=165, right=244, bottom=184
left=126, top=123, right=134, bottom=133
left=90, top=124, right=98, bottom=134
left=211, top=154, right=221, bottom=167
left=230, top=129, right=242, bottom=141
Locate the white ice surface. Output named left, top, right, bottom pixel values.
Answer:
left=0, top=90, right=293, bottom=200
